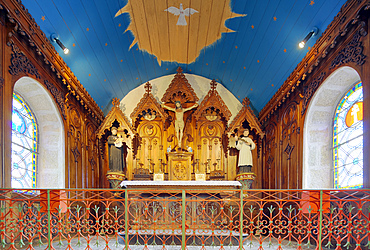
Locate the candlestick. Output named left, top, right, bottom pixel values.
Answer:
left=151, top=163, right=155, bottom=173
left=191, top=161, right=197, bottom=173
left=159, top=159, right=163, bottom=173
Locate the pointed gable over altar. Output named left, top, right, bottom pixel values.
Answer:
left=161, top=67, right=199, bottom=104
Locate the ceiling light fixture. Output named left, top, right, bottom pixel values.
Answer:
left=50, top=33, right=69, bottom=54
left=298, top=27, right=318, bottom=49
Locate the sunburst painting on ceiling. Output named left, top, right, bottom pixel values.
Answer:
left=115, top=0, right=245, bottom=65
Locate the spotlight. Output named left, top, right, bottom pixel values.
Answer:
left=298, top=27, right=319, bottom=49
left=50, top=33, right=69, bottom=54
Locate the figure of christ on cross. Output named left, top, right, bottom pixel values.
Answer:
left=162, top=101, right=198, bottom=149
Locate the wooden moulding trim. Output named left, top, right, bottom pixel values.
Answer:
left=2, top=0, right=104, bottom=122
left=259, top=0, right=369, bottom=123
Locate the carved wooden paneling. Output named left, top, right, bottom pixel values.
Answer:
left=259, top=1, right=370, bottom=189
left=0, top=76, right=3, bottom=187
left=280, top=102, right=300, bottom=189
left=136, top=122, right=163, bottom=174
left=8, top=41, right=41, bottom=79
left=86, top=123, right=98, bottom=188
left=0, top=2, right=103, bottom=189
left=264, top=122, right=277, bottom=189
left=44, top=80, right=66, bottom=120
left=196, top=122, right=224, bottom=175
left=329, top=25, right=367, bottom=69
left=68, top=106, right=83, bottom=188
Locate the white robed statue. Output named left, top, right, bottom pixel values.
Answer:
left=230, top=129, right=256, bottom=173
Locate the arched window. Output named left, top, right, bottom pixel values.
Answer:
left=333, top=82, right=363, bottom=189
left=11, top=92, right=38, bottom=189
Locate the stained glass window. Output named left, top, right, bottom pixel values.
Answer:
left=333, top=82, right=363, bottom=189
left=11, top=93, right=38, bottom=189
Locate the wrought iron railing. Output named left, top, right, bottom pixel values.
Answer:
left=0, top=188, right=369, bottom=249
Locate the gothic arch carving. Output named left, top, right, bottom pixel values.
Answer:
left=161, top=67, right=199, bottom=104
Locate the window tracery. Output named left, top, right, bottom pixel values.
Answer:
left=11, top=93, right=38, bottom=189
left=333, top=82, right=363, bottom=189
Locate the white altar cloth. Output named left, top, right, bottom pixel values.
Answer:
left=120, top=180, right=241, bottom=189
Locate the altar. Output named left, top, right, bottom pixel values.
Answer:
left=119, top=180, right=241, bottom=233
left=120, top=180, right=241, bottom=190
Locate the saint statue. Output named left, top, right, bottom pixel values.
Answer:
left=107, top=127, right=127, bottom=172
left=229, top=129, right=256, bottom=173
left=162, top=101, right=198, bottom=148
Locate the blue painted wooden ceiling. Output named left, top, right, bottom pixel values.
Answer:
left=22, top=0, right=346, bottom=114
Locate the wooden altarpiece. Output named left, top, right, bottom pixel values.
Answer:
left=159, top=67, right=199, bottom=180
left=130, top=82, right=168, bottom=180
left=96, top=98, right=134, bottom=186
left=98, top=67, right=264, bottom=183
left=193, top=80, right=232, bottom=180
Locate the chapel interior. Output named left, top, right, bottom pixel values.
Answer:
left=0, top=0, right=369, bottom=191
left=1, top=0, right=370, bottom=249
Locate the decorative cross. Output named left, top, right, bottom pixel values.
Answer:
left=210, top=80, right=217, bottom=91
left=112, top=97, right=120, bottom=107
left=144, top=82, right=152, bottom=94
left=177, top=67, right=183, bottom=73
left=242, top=97, right=251, bottom=107
left=351, top=103, right=360, bottom=124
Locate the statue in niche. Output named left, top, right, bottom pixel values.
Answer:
left=108, top=126, right=130, bottom=172
left=229, top=129, right=256, bottom=173
left=162, top=101, right=198, bottom=148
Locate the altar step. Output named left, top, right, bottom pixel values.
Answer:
left=118, top=229, right=247, bottom=246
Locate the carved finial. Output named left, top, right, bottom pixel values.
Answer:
left=177, top=67, right=183, bottom=73
left=144, top=82, right=152, bottom=94
left=210, top=80, right=217, bottom=91
left=112, top=98, right=120, bottom=107
left=242, top=97, right=250, bottom=107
